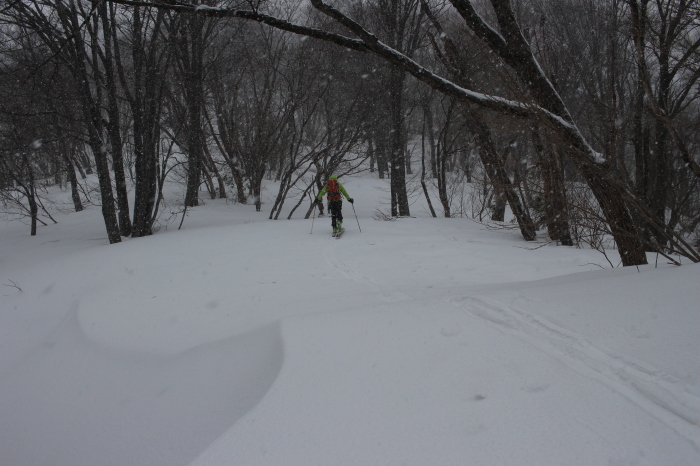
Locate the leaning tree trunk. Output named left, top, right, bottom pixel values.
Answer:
left=472, top=120, right=537, bottom=241
left=472, top=0, right=646, bottom=263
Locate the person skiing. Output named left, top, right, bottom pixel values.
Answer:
left=316, top=175, right=353, bottom=236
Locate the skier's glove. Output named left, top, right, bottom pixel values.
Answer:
left=348, top=198, right=354, bottom=204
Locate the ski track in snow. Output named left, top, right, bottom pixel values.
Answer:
left=323, top=238, right=409, bottom=304
left=456, top=296, right=700, bottom=451
left=326, top=239, right=700, bottom=452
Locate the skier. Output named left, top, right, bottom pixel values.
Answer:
left=316, top=175, right=353, bottom=236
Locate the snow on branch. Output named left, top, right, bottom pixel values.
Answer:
left=106, top=0, right=600, bottom=164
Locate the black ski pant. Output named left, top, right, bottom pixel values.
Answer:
left=328, top=200, right=343, bottom=229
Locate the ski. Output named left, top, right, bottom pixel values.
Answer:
left=334, top=228, right=345, bottom=238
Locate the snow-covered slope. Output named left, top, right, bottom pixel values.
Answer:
left=1, top=176, right=698, bottom=465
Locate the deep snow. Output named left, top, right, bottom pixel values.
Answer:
left=1, top=175, right=698, bottom=465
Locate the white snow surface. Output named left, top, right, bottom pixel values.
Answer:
left=1, top=175, right=699, bottom=465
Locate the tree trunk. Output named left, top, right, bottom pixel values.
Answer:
left=56, top=125, right=84, bottom=212
left=21, top=153, right=39, bottom=236
left=233, top=168, right=247, bottom=203
left=532, top=131, right=572, bottom=245
left=632, top=62, right=651, bottom=242
left=252, top=173, right=263, bottom=211
left=377, top=134, right=388, bottom=179
left=181, top=12, right=206, bottom=208
left=436, top=141, right=450, bottom=218
left=423, top=104, right=448, bottom=215
left=485, top=0, right=644, bottom=261
left=203, top=144, right=227, bottom=199
left=99, top=0, right=131, bottom=237
left=471, top=117, right=537, bottom=241
left=651, top=117, right=669, bottom=243
left=388, top=65, right=410, bottom=217
left=491, top=188, right=507, bottom=222
left=46, top=1, right=121, bottom=244
left=58, top=2, right=121, bottom=244
left=201, top=158, right=217, bottom=199
left=421, top=118, right=437, bottom=217
left=66, top=154, right=83, bottom=213
left=125, top=6, right=165, bottom=237
left=87, top=127, right=121, bottom=243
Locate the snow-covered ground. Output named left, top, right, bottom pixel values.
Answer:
left=1, top=175, right=698, bottom=465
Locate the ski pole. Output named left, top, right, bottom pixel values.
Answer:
left=351, top=202, right=361, bottom=232
left=310, top=201, right=317, bottom=234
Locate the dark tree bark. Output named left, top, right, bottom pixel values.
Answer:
left=420, top=116, right=437, bottom=217
left=532, top=131, right=572, bottom=245
left=207, top=107, right=247, bottom=204
left=632, top=51, right=651, bottom=242
left=203, top=144, right=227, bottom=199
left=491, top=188, right=507, bottom=222
left=471, top=118, right=537, bottom=241
left=98, top=0, right=132, bottom=237
left=627, top=0, right=700, bottom=248
left=388, top=65, right=410, bottom=216
left=56, top=125, right=84, bottom=213
left=422, top=102, right=450, bottom=216
left=376, top=0, right=423, bottom=217
left=114, top=5, right=168, bottom=237
left=172, top=9, right=207, bottom=208
left=448, top=0, right=643, bottom=262
left=21, top=152, right=39, bottom=236
left=373, top=125, right=389, bottom=179
left=7, top=0, right=122, bottom=242
left=421, top=4, right=535, bottom=239
left=54, top=1, right=121, bottom=243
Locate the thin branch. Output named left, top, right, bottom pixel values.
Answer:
left=3, top=279, right=22, bottom=292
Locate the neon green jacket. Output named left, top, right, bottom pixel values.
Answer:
left=317, top=176, right=351, bottom=201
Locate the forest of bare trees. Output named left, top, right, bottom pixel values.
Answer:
left=1, top=0, right=699, bottom=267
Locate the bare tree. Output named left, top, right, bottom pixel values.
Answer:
left=363, top=0, right=425, bottom=217
left=5, top=0, right=122, bottom=243
left=96, top=0, right=132, bottom=236
left=113, top=3, right=170, bottom=236
left=628, top=0, right=700, bottom=243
